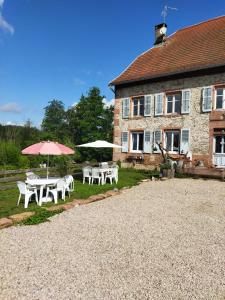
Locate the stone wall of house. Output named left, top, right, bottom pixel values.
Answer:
left=113, top=71, right=225, bottom=166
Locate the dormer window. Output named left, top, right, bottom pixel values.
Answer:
left=166, top=93, right=181, bottom=114
left=133, top=97, right=144, bottom=116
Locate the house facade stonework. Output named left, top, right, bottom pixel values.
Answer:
left=113, top=71, right=225, bottom=167
left=110, top=16, right=225, bottom=168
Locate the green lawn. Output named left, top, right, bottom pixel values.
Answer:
left=0, top=168, right=159, bottom=221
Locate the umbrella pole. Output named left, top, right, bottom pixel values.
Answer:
left=47, top=154, right=49, bottom=179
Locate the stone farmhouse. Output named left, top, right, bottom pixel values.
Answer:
left=109, top=15, right=225, bottom=168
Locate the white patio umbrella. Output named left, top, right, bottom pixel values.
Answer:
left=77, top=140, right=122, bottom=162
left=77, top=140, right=122, bottom=148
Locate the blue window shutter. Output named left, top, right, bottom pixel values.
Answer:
left=202, top=87, right=212, bottom=112
left=122, top=98, right=130, bottom=118
left=181, top=89, right=191, bottom=114
left=144, top=131, right=152, bottom=153
left=144, top=95, right=151, bottom=116
left=121, top=131, right=129, bottom=152
left=180, top=129, right=190, bottom=154
left=155, top=94, right=164, bottom=116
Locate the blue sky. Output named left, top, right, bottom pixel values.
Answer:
left=0, top=0, right=225, bottom=127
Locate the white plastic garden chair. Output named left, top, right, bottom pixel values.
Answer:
left=82, top=167, right=92, bottom=184
left=64, top=175, right=74, bottom=197
left=99, top=162, right=109, bottom=168
left=46, top=179, right=66, bottom=204
left=17, top=181, right=38, bottom=208
left=26, top=172, right=40, bottom=180
left=105, top=166, right=118, bottom=184
left=91, top=168, right=102, bottom=185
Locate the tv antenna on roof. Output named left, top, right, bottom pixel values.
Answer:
left=161, top=5, right=178, bottom=23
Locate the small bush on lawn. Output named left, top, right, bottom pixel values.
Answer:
left=21, top=209, right=64, bottom=225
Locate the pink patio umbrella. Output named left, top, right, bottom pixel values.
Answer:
left=22, top=141, right=75, bottom=178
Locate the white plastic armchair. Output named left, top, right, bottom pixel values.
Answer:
left=99, top=162, right=109, bottom=168
left=105, top=166, right=118, bottom=184
left=17, top=181, right=38, bottom=208
left=82, top=167, right=92, bottom=185
left=46, top=179, right=66, bottom=204
left=64, top=175, right=74, bottom=197
left=91, top=168, right=102, bottom=185
left=26, top=172, right=40, bottom=180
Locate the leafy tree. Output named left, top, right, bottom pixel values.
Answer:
left=67, top=87, right=114, bottom=162
left=42, top=100, right=67, bottom=141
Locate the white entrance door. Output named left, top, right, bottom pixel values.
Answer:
left=213, top=135, right=225, bottom=167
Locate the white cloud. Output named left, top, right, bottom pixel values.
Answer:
left=0, top=1, right=14, bottom=35
left=103, top=98, right=114, bottom=108
left=73, top=78, right=86, bottom=86
left=0, top=102, right=22, bottom=113
left=0, top=13, right=14, bottom=34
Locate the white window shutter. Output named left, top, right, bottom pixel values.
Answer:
left=202, top=87, right=212, bottom=112
left=122, top=98, right=130, bottom=118
left=180, top=129, right=190, bottom=154
left=155, top=94, right=164, bottom=116
left=144, top=131, right=152, bottom=153
left=121, top=131, right=129, bottom=152
left=181, top=89, right=191, bottom=114
left=153, top=130, right=162, bottom=153
left=144, top=95, right=151, bottom=116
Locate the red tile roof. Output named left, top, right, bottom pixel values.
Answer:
left=110, top=16, right=225, bottom=86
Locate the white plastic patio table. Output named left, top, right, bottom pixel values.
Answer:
left=26, top=178, right=61, bottom=204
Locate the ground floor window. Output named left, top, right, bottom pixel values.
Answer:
left=214, top=135, right=225, bottom=153
left=165, top=130, right=180, bottom=153
left=131, top=132, right=144, bottom=152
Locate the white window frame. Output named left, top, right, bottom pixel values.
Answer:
left=166, top=93, right=182, bottom=114
left=215, top=88, right=225, bottom=110
left=214, top=135, right=225, bottom=154
left=130, top=131, right=144, bottom=153
left=132, top=97, right=144, bottom=117
left=164, top=130, right=180, bottom=154
left=155, top=93, right=164, bottom=116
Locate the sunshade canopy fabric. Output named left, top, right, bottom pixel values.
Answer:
left=77, top=140, right=122, bottom=148
left=22, top=141, right=75, bottom=155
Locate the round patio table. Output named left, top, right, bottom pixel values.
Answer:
left=26, top=178, right=61, bottom=204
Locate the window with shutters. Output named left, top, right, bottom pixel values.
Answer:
left=215, top=88, right=225, bottom=110
left=131, top=132, right=144, bottom=152
left=132, top=97, right=144, bottom=117
left=164, top=130, right=180, bottom=153
left=166, top=93, right=181, bottom=114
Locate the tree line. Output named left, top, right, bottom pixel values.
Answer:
left=0, top=87, right=114, bottom=169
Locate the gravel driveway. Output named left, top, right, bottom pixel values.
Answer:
left=0, top=178, right=225, bottom=300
